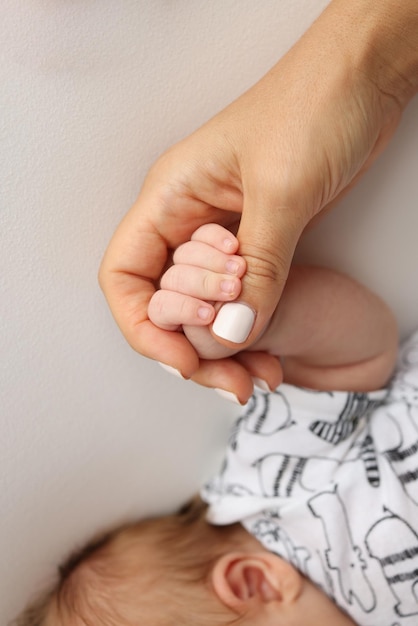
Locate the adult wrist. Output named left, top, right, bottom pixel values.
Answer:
left=327, top=0, right=418, bottom=107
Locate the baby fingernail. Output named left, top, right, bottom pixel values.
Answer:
left=197, top=306, right=212, bottom=320
left=220, top=279, right=236, bottom=295
left=215, top=388, right=241, bottom=404
left=158, top=362, right=184, bottom=379
left=223, top=238, right=236, bottom=252
left=212, top=303, right=255, bottom=343
left=226, top=259, right=240, bottom=274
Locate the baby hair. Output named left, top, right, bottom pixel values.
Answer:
left=14, top=497, right=246, bottom=626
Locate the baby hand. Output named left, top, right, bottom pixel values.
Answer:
left=148, top=224, right=246, bottom=359
left=149, top=224, right=282, bottom=397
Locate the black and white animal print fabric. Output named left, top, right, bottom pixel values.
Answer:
left=202, top=331, right=418, bottom=625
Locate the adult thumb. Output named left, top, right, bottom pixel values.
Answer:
left=212, top=198, right=306, bottom=348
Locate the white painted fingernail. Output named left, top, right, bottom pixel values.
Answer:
left=158, top=362, right=184, bottom=379
left=252, top=377, right=270, bottom=392
left=212, top=303, right=255, bottom=343
left=214, top=388, right=241, bottom=404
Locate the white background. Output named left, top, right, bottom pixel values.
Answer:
left=1, top=1, right=417, bottom=622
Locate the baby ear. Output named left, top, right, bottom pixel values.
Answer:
left=211, top=551, right=302, bottom=613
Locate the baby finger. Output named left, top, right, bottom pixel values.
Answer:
left=148, top=290, right=215, bottom=330
left=161, top=264, right=242, bottom=302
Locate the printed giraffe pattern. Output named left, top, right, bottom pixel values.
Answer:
left=308, top=488, right=376, bottom=613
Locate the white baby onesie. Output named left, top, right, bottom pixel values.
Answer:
left=202, top=331, right=418, bottom=626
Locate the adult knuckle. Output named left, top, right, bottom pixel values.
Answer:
left=241, top=243, right=286, bottom=286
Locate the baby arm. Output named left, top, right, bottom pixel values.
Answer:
left=255, top=265, right=398, bottom=391
left=149, top=224, right=398, bottom=392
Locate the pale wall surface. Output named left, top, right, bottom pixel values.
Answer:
left=1, top=1, right=417, bottom=622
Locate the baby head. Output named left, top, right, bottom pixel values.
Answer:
left=16, top=498, right=356, bottom=626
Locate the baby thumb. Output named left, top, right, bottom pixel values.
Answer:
left=212, top=201, right=304, bottom=347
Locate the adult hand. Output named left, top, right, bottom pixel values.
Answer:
left=99, top=0, right=417, bottom=403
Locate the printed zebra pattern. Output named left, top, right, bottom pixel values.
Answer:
left=309, top=392, right=383, bottom=445
left=359, top=434, right=381, bottom=487
left=256, top=454, right=309, bottom=497
left=383, top=408, right=418, bottom=505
